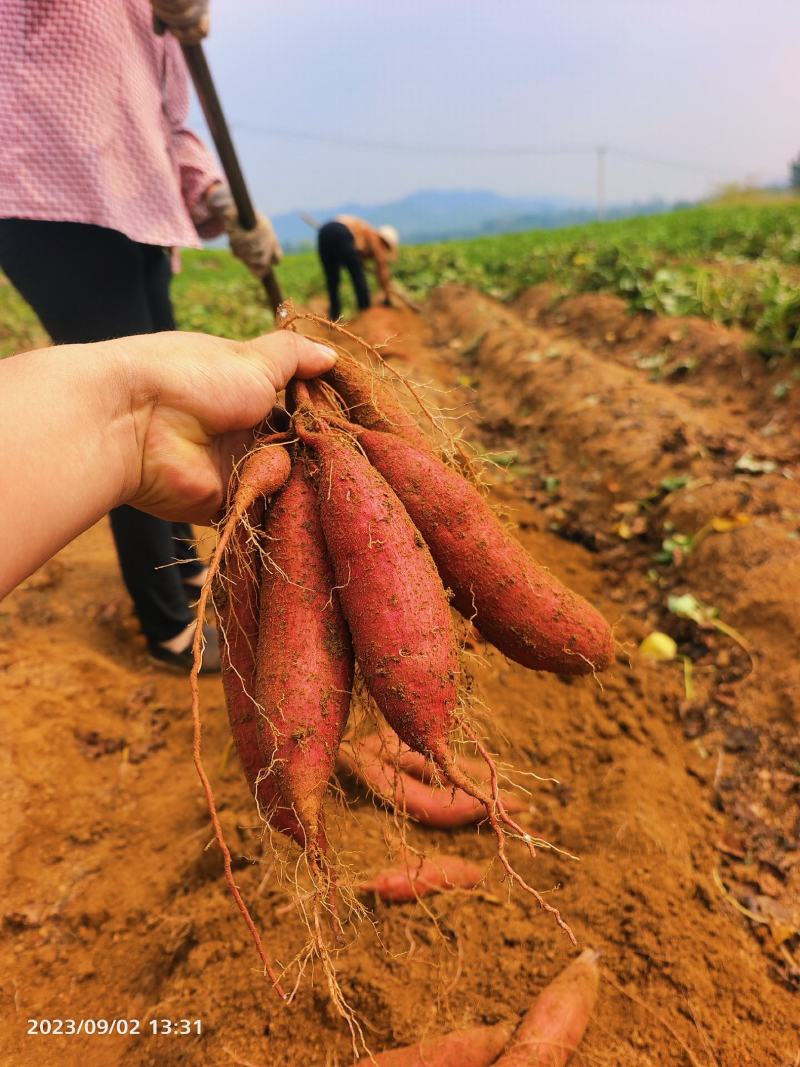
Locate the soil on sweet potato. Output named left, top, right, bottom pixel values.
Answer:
left=0, top=294, right=798, bottom=1066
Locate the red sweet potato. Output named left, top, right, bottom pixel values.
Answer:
left=337, top=742, right=498, bottom=829
left=324, top=358, right=433, bottom=455
left=216, top=501, right=303, bottom=846
left=255, top=461, right=354, bottom=849
left=359, top=855, right=483, bottom=902
left=301, top=428, right=460, bottom=767
left=362, top=734, right=520, bottom=793
left=347, top=1023, right=514, bottom=1067
left=231, top=442, right=292, bottom=521
left=357, top=733, right=527, bottom=815
left=357, top=429, right=614, bottom=675
left=492, top=950, right=599, bottom=1067
left=286, top=377, right=345, bottom=419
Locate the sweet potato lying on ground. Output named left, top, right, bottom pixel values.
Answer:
left=348, top=1022, right=514, bottom=1067
left=358, top=729, right=522, bottom=798
left=359, top=855, right=484, bottom=902
left=336, top=742, right=498, bottom=829
left=356, top=733, right=527, bottom=815
left=491, top=950, right=599, bottom=1066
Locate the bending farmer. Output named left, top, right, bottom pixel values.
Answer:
left=317, top=216, right=399, bottom=320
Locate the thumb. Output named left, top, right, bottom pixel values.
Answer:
left=241, top=332, right=337, bottom=392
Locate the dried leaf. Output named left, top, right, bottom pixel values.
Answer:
left=734, top=453, right=776, bottom=475
left=715, top=833, right=746, bottom=860
left=710, top=513, right=750, bottom=533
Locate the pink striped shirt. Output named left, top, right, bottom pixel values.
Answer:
left=0, top=0, right=223, bottom=248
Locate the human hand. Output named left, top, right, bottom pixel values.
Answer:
left=205, top=184, right=283, bottom=276
left=116, top=331, right=335, bottom=523
left=151, top=0, right=209, bottom=43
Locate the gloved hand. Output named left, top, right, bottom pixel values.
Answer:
left=206, top=184, right=283, bottom=278
left=152, top=0, right=209, bottom=43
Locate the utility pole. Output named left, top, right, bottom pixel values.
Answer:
left=596, top=144, right=607, bottom=221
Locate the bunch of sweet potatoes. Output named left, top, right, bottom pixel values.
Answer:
left=209, top=356, right=614, bottom=914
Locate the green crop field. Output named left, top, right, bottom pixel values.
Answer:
left=391, top=200, right=800, bottom=358
left=3, top=200, right=800, bottom=358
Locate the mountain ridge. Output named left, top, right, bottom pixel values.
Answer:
left=272, top=187, right=676, bottom=249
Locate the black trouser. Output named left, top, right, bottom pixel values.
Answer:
left=0, top=218, right=201, bottom=645
left=317, top=221, right=370, bottom=320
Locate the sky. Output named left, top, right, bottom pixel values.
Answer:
left=189, top=0, right=800, bottom=215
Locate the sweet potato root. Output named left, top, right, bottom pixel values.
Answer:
left=255, top=460, right=354, bottom=850
left=359, top=855, right=484, bottom=902
left=491, top=950, right=599, bottom=1067
left=357, top=428, right=613, bottom=675
left=347, top=1023, right=514, bottom=1067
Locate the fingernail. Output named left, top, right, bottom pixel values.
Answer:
left=313, top=342, right=337, bottom=364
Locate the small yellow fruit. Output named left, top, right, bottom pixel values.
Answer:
left=639, top=631, right=677, bottom=661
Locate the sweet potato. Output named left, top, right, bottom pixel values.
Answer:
left=359, top=855, right=483, bottom=902
left=347, top=1023, right=514, bottom=1067
left=216, top=501, right=304, bottom=845
left=298, top=426, right=577, bottom=938
left=324, top=358, right=433, bottom=455
left=255, top=460, right=354, bottom=850
left=491, top=950, right=599, bottom=1067
left=231, top=442, right=292, bottom=521
left=357, top=733, right=527, bottom=815
left=357, top=429, right=613, bottom=675
left=301, top=428, right=459, bottom=766
left=337, top=742, right=499, bottom=829
left=287, top=377, right=345, bottom=419
left=362, top=729, right=526, bottom=798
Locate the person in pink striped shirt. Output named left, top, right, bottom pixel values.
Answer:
left=0, top=0, right=279, bottom=670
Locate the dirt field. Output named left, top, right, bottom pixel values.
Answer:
left=1, top=290, right=798, bottom=1066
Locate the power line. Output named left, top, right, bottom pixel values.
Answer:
left=230, top=122, right=594, bottom=157
left=607, top=145, right=737, bottom=178
left=229, top=120, right=746, bottom=178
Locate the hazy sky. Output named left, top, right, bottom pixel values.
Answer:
left=190, top=0, right=800, bottom=214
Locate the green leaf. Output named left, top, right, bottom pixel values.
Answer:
left=484, top=450, right=519, bottom=467
left=667, top=593, right=718, bottom=623
left=660, top=475, right=690, bottom=492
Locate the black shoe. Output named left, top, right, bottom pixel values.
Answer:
left=148, top=623, right=221, bottom=674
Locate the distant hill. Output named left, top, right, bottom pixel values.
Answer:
left=272, top=188, right=677, bottom=250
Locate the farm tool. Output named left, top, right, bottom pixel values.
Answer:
left=154, top=18, right=284, bottom=316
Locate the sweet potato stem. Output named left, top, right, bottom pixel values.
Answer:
left=279, top=303, right=477, bottom=477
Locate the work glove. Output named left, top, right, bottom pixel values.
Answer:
left=151, top=0, right=209, bottom=44
left=206, top=184, right=283, bottom=277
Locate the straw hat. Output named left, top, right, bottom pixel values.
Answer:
left=377, top=224, right=400, bottom=252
